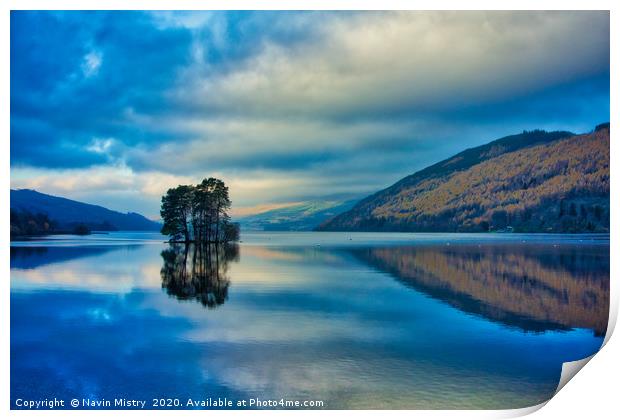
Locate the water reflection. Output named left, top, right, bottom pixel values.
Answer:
left=351, top=244, right=609, bottom=335
left=160, top=243, right=239, bottom=308
left=10, top=245, right=129, bottom=269
left=9, top=233, right=610, bottom=409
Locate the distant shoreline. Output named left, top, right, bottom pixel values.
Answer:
left=10, top=231, right=93, bottom=240
left=9, top=230, right=610, bottom=243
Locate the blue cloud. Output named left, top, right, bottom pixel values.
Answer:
left=10, top=11, right=610, bottom=214
left=11, top=11, right=193, bottom=168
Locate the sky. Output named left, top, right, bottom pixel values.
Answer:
left=10, top=11, right=610, bottom=220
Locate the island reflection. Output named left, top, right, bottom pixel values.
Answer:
left=157, top=239, right=609, bottom=334
left=160, top=243, right=239, bottom=309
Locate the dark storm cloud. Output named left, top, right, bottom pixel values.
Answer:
left=11, top=11, right=193, bottom=168
left=10, top=10, right=610, bottom=214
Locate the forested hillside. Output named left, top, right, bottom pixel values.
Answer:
left=319, top=124, right=609, bottom=233
left=10, top=189, right=161, bottom=232
left=238, top=199, right=358, bottom=231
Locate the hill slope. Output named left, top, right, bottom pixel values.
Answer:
left=238, top=199, right=358, bottom=231
left=319, top=125, right=609, bottom=233
left=10, top=189, right=161, bottom=231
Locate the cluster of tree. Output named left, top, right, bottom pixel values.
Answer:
left=72, top=223, right=91, bottom=235
left=160, top=243, right=239, bottom=308
left=160, top=178, right=240, bottom=243
left=10, top=209, right=56, bottom=237
left=10, top=209, right=91, bottom=238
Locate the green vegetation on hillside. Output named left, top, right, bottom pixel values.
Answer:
left=10, top=209, right=92, bottom=237
left=10, top=189, right=161, bottom=231
left=319, top=125, right=609, bottom=233
left=10, top=209, right=56, bottom=237
left=239, top=199, right=358, bottom=231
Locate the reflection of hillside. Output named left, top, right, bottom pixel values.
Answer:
left=160, top=244, right=239, bottom=309
left=10, top=246, right=134, bottom=269
left=353, top=245, right=608, bottom=335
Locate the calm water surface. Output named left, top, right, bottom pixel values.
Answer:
left=10, top=232, right=609, bottom=409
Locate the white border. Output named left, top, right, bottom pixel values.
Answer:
left=2, top=2, right=617, bottom=419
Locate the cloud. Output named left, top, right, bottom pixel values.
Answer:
left=10, top=11, right=610, bottom=215
left=10, top=165, right=195, bottom=218
left=174, top=11, right=609, bottom=119
left=81, top=50, right=103, bottom=77
left=11, top=11, right=193, bottom=168
left=124, top=116, right=437, bottom=173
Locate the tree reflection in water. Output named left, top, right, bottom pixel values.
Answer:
left=160, top=243, right=239, bottom=308
left=353, top=244, right=609, bottom=336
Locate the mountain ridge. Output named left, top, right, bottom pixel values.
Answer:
left=10, top=189, right=161, bottom=232
left=238, top=199, right=358, bottom=231
left=318, top=124, right=609, bottom=233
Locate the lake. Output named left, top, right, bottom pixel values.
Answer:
left=10, top=231, right=609, bottom=409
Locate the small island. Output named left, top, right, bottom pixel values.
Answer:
left=160, top=177, right=240, bottom=244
